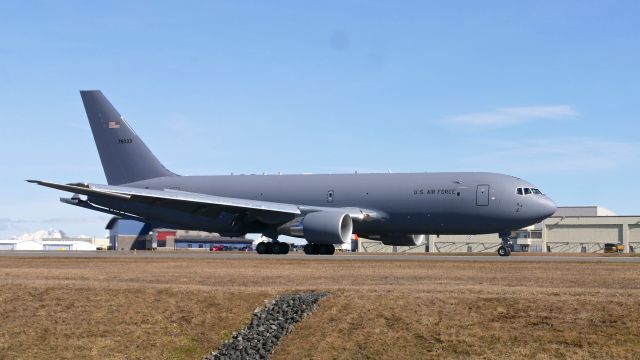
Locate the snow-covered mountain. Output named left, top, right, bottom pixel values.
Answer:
left=15, top=229, right=68, bottom=241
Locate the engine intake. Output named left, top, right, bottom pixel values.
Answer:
left=278, top=211, right=353, bottom=245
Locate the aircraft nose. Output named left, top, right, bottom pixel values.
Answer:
left=539, top=197, right=557, bottom=218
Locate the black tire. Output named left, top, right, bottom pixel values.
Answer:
left=279, top=243, right=290, bottom=255
left=273, top=242, right=289, bottom=255
left=271, top=242, right=281, bottom=254
left=319, top=244, right=335, bottom=255
left=497, top=245, right=510, bottom=257
left=304, top=243, right=319, bottom=255
left=256, top=242, right=267, bottom=254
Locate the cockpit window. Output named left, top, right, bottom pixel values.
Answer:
left=517, top=187, right=543, bottom=195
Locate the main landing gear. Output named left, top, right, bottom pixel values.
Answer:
left=303, top=243, right=335, bottom=255
left=497, top=230, right=512, bottom=257
left=256, top=241, right=290, bottom=255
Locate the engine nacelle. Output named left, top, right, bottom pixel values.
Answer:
left=278, top=211, right=353, bottom=245
left=378, top=234, right=426, bottom=246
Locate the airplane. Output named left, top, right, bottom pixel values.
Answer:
left=29, top=90, right=557, bottom=256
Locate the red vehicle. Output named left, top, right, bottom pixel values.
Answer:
left=210, top=245, right=225, bottom=252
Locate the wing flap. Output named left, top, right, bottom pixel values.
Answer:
left=28, top=180, right=301, bottom=216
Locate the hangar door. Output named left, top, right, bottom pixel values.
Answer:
left=546, top=225, right=620, bottom=243
left=476, top=185, right=489, bottom=206
left=43, top=244, right=72, bottom=251
left=630, top=225, right=640, bottom=242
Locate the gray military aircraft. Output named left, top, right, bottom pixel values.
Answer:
left=29, top=90, right=556, bottom=256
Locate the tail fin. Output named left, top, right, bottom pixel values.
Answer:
left=80, top=90, right=176, bottom=185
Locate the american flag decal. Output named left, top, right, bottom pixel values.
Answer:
left=108, top=121, right=121, bottom=129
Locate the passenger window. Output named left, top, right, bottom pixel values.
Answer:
left=516, top=188, right=523, bottom=195
left=524, top=188, right=532, bottom=195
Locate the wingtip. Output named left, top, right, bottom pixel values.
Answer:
left=26, top=179, right=40, bottom=184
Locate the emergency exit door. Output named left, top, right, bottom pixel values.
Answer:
left=476, top=185, right=489, bottom=206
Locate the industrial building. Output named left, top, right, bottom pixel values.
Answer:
left=0, top=240, right=43, bottom=251
left=106, top=218, right=154, bottom=250
left=105, top=208, right=639, bottom=254
left=359, top=206, right=640, bottom=254
left=171, top=230, right=252, bottom=250
left=106, top=218, right=252, bottom=250
left=0, top=239, right=96, bottom=251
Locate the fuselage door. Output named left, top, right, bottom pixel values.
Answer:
left=476, top=184, right=489, bottom=206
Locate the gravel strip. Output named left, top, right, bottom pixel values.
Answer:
left=204, top=292, right=329, bottom=360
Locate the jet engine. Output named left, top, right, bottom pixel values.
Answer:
left=278, top=211, right=353, bottom=245
left=378, top=234, right=426, bottom=246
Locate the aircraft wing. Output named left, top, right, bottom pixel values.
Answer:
left=27, top=180, right=378, bottom=223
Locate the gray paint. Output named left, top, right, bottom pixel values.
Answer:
left=120, top=171, right=556, bottom=236
left=31, top=91, right=557, bottom=244
left=80, top=91, right=175, bottom=185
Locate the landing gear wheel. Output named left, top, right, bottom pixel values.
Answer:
left=304, top=243, right=319, bottom=255
left=319, top=244, right=335, bottom=255
left=256, top=242, right=273, bottom=255
left=272, top=242, right=289, bottom=255
left=271, top=242, right=281, bottom=254
left=279, top=243, right=290, bottom=255
left=497, top=245, right=510, bottom=257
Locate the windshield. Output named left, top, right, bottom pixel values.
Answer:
left=516, top=187, right=544, bottom=196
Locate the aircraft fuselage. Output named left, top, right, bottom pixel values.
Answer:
left=113, top=171, right=556, bottom=236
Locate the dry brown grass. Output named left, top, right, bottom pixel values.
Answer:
left=0, top=255, right=639, bottom=359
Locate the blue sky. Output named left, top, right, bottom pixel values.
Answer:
left=1, top=1, right=639, bottom=238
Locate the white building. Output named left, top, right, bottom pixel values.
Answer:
left=41, top=240, right=97, bottom=251
left=358, top=206, right=640, bottom=254
left=0, top=240, right=43, bottom=251
left=0, top=239, right=97, bottom=251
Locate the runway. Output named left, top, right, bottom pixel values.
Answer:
left=1, top=251, right=639, bottom=262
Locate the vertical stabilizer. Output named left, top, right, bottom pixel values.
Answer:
left=80, top=90, right=176, bottom=185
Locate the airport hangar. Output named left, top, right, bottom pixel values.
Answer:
left=0, top=239, right=97, bottom=251
left=359, top=206, right=640, bottom=254
left=106, top=218, right=252, bottom=251
left=103, top=206, right=639, bottom=254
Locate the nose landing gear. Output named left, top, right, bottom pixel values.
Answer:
left=497, top=245, right=511, bottom=257
left=497, top=231, right=512, bottom=257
